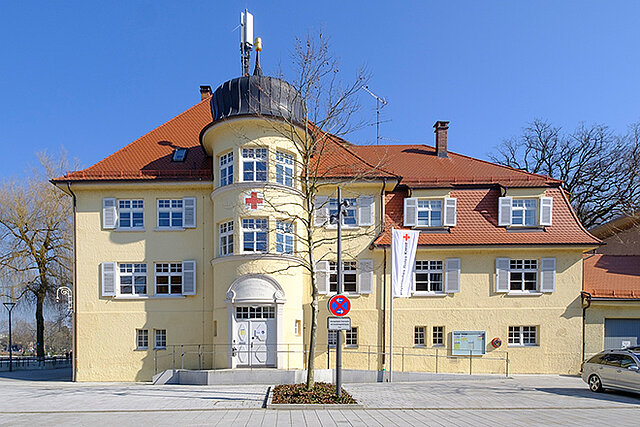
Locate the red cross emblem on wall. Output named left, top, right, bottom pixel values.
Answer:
left=245, top=192, right=264, bottom=210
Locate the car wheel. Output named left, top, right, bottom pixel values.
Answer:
left=588, top=374, right=603, bottom=392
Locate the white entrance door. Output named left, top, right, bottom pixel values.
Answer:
left=233, top=306, right=276, bottom=367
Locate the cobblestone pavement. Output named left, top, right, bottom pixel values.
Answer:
left=0, top=370, right=638, bottom=426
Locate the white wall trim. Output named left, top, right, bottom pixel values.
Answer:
left=211, top=181, right=304, bottom=200
left=211, top=253, right=306, bottom=267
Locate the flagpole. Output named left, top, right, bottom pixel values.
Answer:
left=389, top=228, right=394, bottom=382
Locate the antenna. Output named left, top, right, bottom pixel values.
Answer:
left=240, top=9, right=254, bottom=76
left=362, top=86, right=388, bottom=145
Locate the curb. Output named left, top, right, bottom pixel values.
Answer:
left=264, top=385, right=365, bottom=410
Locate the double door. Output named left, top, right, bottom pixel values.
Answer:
left=233, top=306, right=276, bottom=367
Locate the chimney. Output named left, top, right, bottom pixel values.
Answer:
left=200, top=85, right=212, bottom=101
left=434, top=120, right=450, bottom=158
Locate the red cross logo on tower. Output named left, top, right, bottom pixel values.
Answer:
left=245, top=192, right=264, bottom=210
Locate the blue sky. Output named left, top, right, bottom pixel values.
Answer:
left=1, top=1, right=639, bottom=178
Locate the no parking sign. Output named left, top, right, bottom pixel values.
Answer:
left=327, top=294, right=351, bottom=317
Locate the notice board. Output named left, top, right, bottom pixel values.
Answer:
left=452, top=330, right=486, bottom=355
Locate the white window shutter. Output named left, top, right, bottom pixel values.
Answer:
left=495, top=258, right=510, bottom=293
left=314, top=196, right=329, bottom=227
left=182, top=260, right=196, bottom=295
left=445, top=258, right=461, bottom=293
left=539, top=197, right=553, bottom=226
left=358, top=196, right=375, bottom=226
left=498, top=197, right=512, bottom=226
left=183, top=197, right=196, bottom=228
left=358, top=259, right=374, bottom=294
left=540, top=257, right=556, bottom=292
left=404, top=198, right=418, bottom=227
left=101, top=262, right=117, bottom=297
left=102, top=198, right=117, bottom=229
left=443, top=197, right=457, bottom=227
left=316, top=261, right=329, bottom=294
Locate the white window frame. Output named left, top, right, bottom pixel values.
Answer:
left=136, top=329, right=148, bottom=350
left=328, top=198, right=358, bottom=227
left=414, top=326, right=426, bottom=347
left=118, top=199, right=144, bottom=230
left=157, top=199, right=183, bottom=229
left=433, top=326, right=445, bottom=346
left=154, top=263, right=183, bottom=295
left=154, top=329, right=167, bottom=349
left=275, top=220, right=294, bottom=254
left=235, top=306, right=275, bottom=319
left=242, top=218, right=268, bottom=253
left=414, top=260, right=444, bottom=294
left=508, top=326, right=538, bottom=347
left=275, top=150, right=294, bottom=186
left=219, top=151, right=233, bottom=187
left=219, top=221, right=234, bottom=256
left=241, top=147, right=267, bottom=182
left=345, top=327, right=358, bottom=347
left=509, top=259, right=538, bottom=293
left=511, top=199, right=538, bottom=227
left=118, top=263, right=147, bottom=296
left=329, top=261, right=358, bottom=294
left=416, top=199, right=442, bottom=227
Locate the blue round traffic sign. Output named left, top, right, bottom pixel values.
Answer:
left=328, top=294, right=351, bottom=317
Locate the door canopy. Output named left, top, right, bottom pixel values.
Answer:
left=225, top=274, right=286, bottom=304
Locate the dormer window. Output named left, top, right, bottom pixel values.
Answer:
left=403, top=197, right=457, bottom=228
left=172, top=148, right=188, bottom=162
left=512, top=199, right=537, bottom=226
left=499, top=197, right=552, bottom=227
left=417, top=200, right=442, bottom=227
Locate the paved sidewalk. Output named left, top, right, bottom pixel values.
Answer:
left=0, top=371, right=638, bottom=426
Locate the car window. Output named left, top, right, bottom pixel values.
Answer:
left=587, top=354, right=605, bottom=364
left=620, top=356, right=637, bottom=369
left=603, top=354, right=623, bottom=367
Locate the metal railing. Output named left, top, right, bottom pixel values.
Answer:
left=152, top=343, right=509, bottom=377
left=0, top=355, right=72, bottom=371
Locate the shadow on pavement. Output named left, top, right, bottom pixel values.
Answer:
left=0, top=367, right=72, bottom=382
left=536, top=386, right=640, bottom=404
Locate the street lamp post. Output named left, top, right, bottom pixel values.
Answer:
left=3, top=302, right=17, bottom=372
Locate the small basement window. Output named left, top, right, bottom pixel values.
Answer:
left=172, top=148, right=188, bottom=162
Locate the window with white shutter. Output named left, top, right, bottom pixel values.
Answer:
left=445, top=258, right=461, bottom=293
left=358, top=196, right=374, bottom=226
left=101, top=262, right=117, bottom=297
left=443, top=197, right=457, bottom=227
left=183, top=197, right=196, bottom=228
left=540, top=257, right=556, bottom=292
left=495, top=258, right=510, bottom=293
left=539, top=197, right=552, bottom=226
left=358, top=259, right=374, bottom=294
left=404, top=198, right=418, bottom=227
left=314, top=196, right=329, bottom=227
left=102, top=198, right=117, bottom=229
left=498, top=197, right=512, bottom=226
left=316, top=260, right=329, bottom=294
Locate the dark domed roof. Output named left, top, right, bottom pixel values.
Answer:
left=210, top=75, right=305, bottom=125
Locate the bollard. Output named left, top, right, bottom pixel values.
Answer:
left=198, top=345, right=202, bottom=370
left=181, top=345, right=184, bottom=370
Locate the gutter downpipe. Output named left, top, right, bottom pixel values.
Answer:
left=67, top=181, right=78, bottom=382
left=380, top=178, right=387, bottom=367
left=581, top=290, right=592, bottom=363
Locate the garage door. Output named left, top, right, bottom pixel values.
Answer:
left=604, top=318, right=640, bottom=349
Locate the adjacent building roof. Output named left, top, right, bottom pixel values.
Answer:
left=584, top=254, right=640, bottom=299
left=589, top=213, right=640, bottom=239
left=374, top=187, right=600, bottom=246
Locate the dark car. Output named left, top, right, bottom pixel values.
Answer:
left=582, top=348, right=640, bottom=393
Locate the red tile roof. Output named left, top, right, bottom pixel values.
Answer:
left=353, top=144, right=560, bottom=188
left=584, top=254, right=640, bottom=299
left=374, top=187, right=600, bottom=246
left=53, top=98, right=215, bottom=182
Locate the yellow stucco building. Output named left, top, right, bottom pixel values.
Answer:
left=53, top=71, right=600, bottom=382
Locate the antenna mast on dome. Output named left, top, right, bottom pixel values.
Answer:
left=240, top=9, right=254, bottom=76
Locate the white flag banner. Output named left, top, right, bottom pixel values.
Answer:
left=391, top=228, right=420, bottom=298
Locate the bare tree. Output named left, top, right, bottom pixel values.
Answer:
left=491, top=119, right=640, bottom=228
left=0, top=151, right=73, bottom=360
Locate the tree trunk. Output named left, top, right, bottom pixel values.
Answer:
left=305, top=293, right=318, bottom=389
left=36, top=292, right=45, bottom=361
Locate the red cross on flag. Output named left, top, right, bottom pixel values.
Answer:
left=391, top=228, right=420, bottom=298
left=244, top=191, right=264, bottom=210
